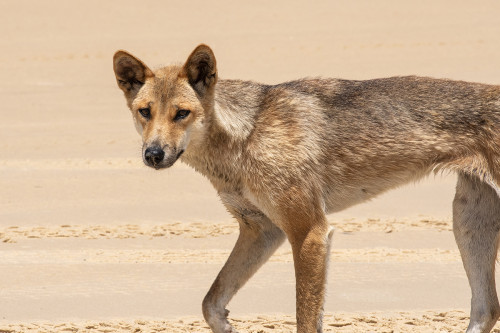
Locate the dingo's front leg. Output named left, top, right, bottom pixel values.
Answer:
left=278, top=205, right=333, bottom=333
left=202, top=202, right=285, bottom=333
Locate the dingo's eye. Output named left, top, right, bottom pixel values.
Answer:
left=174, top=109, right=190, bottom=121
left=138, top=107, right=151, bottom=119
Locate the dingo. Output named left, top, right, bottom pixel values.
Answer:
left=113, top=44, right=500, bottom=333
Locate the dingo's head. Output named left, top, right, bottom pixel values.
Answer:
left=113, top=44, right=217, bottom=169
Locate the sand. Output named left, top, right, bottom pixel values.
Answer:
left=2, top=1, right=500, bottom=332
left=0, top=311, right=493, bottom=333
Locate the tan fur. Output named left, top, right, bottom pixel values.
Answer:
left=113, top=44, right=500, bottom=333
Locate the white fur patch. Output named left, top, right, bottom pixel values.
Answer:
left=466, top=322, right=486, bottom=333
left=214, top=101, right=254, bottom=140
left=241, top=187, right=274, bottom=220
left=485, top=177, right=500, bottom=198
left=133, top=117, right=143, bottom=135
left=298, top=103, right=324, bottom=163
left=494, top=99, right=500, bottom=109
left=184, top=116, right=207, bottom=151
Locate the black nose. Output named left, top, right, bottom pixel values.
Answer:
left=144, top=146, right=165, bottom=167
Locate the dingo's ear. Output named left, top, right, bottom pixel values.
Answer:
left=113, top=51, right=153, bottom=100
left=182, top=44, right=217, bottom=96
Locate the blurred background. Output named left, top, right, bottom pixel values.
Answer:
left=4, top=0, right=500, bottom=226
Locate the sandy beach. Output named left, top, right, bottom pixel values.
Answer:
left=2, top=1, right=500, bottom=332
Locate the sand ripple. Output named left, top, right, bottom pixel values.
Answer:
left=0, top=219, right=452, bottom=243
left=2, top=311, right=499, bottom=332
left=1, top=248, right=461, bottom=264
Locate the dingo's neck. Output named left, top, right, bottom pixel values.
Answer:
left=179, top=80, right=266, bottom=190
left=212, top=79, right=267, bottom=142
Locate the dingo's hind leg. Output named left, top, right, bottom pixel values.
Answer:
left=453, top=172, right=500, bottom=333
